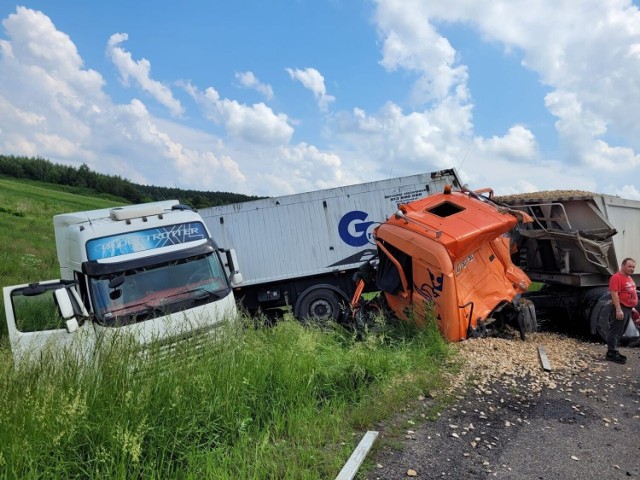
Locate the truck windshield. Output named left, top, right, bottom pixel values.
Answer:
left=90, top=252, right=229, bottom=325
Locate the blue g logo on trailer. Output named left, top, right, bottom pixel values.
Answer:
left=339, top=210, right=375, bottom=247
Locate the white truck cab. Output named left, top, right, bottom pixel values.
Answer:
left=3, top=200, right=242, bottom=364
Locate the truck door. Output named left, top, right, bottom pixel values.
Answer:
left=3, top=280, right=93, bottom=365
left=376, top=241, right=415, bottom=321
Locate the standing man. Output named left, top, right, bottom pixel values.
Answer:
left=607, top=258, right=638, bottom=364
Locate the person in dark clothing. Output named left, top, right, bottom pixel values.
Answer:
left=606, top=258, right=638, bottom=364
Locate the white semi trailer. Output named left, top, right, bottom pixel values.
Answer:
left=199, top=168, right=462, bottom=322
left=3, top=200, right=242, bottom=364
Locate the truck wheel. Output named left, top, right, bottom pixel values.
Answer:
left=521, top=299, right=538, bottom=333
left=598, top=288, right=640, bottom=345
left=297, top=288, right=341, bottom=324
left=593, top=301, right=636, bottom=345
left=592, top=296, right=612, bottom=342
left=513, top=299, right=537, bottom=340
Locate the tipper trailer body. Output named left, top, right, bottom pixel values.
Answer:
left=498, top=191, right=640, bottom=341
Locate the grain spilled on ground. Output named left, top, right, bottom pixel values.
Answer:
left=442, top=332, right=601, bottom=396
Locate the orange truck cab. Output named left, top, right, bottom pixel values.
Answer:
left=353, top=186, right=536, bottom=341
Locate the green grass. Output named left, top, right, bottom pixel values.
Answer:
left=0, top=177, right=458, bottom=479
left=528, top=281, right=543, bottom=292
left=0, top=314, right=452, bottom=479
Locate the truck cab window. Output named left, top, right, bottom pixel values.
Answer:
left=377, top=241, right=413, bottom=294
left=89, top=251, right=229, bottom=325
left=11, top=287, right=66, bottom=332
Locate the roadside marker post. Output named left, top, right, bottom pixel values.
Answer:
left=335, top=431, right=379, bottom=480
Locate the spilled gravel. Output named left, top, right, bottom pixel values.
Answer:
left=365, top=332, right=640, bottom=479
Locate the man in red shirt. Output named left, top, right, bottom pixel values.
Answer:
left=607, top=258, right=638, bottom=364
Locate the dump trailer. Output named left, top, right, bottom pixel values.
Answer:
left=3, top=200, right=243, bottom=364
left=199, top=169, right=461, bottom=322
left=497, top=190, right=640, bottom=341
left=351, top=186, right=537, bottom=342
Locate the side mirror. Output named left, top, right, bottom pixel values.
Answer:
left=109, top=289, right=123, bottom=300
left=230, top=272, right=243, bottom=286
left=54, top=288, right=79, bottom=333
left=65, top=318, right=79, bottom=333
left=55, top=288, right=75, bottom=319
left=23, top=283, right=47, bottom=296
left=224, top=249, right=241, bottom=274
left=109, top=275, right=125, bottom=289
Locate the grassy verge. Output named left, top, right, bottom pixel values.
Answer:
left=0, top=178, right=126, bottom=336
left=0, top=314, right=452, bottom=479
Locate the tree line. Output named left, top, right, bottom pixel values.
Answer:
left=0, top=155, right=261, bottom=208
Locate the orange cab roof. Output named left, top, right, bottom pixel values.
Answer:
left=383, top=190, right=518, bottom=261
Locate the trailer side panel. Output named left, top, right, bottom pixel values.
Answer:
left=200, top=170, right=461, bottom=287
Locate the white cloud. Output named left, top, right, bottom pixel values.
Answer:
left=278, top=143, right=344, bottom=190
left=583, top=140, right=640, bottom=171
left=286, top=67, right=335, bottom=111
left=0, top=7, right=247, bottom=193
left=235, top=71, right=274, bottom=100
left=0, top=7, right=106, bottom=160
left=106, top=33, right=184, bottom=117
left=185, top=83, right=293, bottom=145
left=374, top=0, right=469, bottom=104
left=617, top=184, right=640, bottom=200
left=144, top=118, right=247, bottom=189
left=367, top=0, right=640, bottom=196
left=474, top=125, right=538, bottom=160
left=325, top=101, right=469, bottom=184
left=458, top=156, right=599, bottom=197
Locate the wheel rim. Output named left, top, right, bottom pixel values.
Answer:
left=309, top=298, right=333, bottom=318
left=297, top=287, right=343, bottom=323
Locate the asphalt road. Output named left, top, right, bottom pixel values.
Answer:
left=366, top=340, right=640, bottom=479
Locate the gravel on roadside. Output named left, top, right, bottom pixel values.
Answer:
left=365, top=332, right=640, bottom=480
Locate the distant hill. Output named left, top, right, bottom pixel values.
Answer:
left=0, top=154, right=262, bottom=208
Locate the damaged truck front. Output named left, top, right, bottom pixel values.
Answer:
left=3, top=200, right=242, bottom=365
left=352, top=186, right=537, bottom=342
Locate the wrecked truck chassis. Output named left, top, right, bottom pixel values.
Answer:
left=348, top=186, right=538, bottom=342
left=349, top=257, right=537, bottom=341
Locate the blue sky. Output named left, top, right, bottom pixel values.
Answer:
left=0, top=1, right=639, bottom=199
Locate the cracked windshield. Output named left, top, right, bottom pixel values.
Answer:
left=92, top=254, right=228, bottom=323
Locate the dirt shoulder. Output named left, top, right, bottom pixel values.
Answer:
left=366, top=333, right=640, bottom=479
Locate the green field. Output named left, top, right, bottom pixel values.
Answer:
left=0, top=177, right=456, bottom=479
left=0, top=177, right=126, bottom=333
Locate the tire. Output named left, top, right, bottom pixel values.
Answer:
left=513, top=299, right=538, bottom=340
left=521, top=299, right=538, bottom=333
left=592, top=296, right=612, bottom=342
left=296, top=288, right=341, bottom=324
